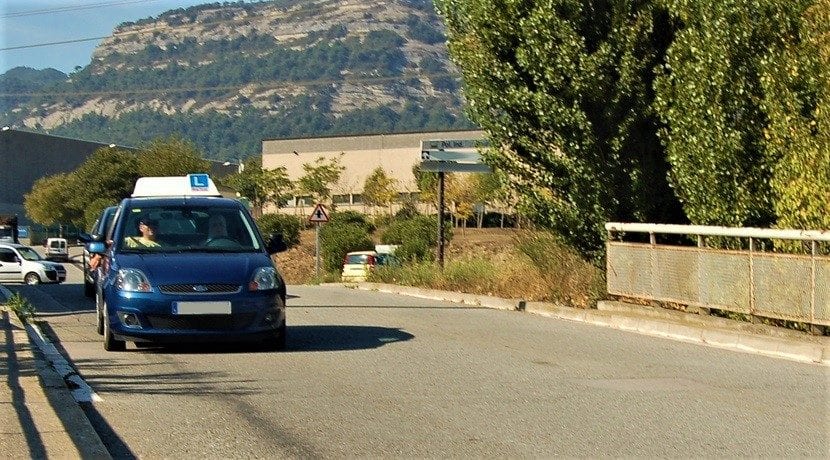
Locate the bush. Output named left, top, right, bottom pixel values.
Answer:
left=256, top=213, right=302, bottom=248
left=516, top=231, right=606, bottom=308
left=329, top=210, right=375, bottom=232
left=319, top=219, right=374, bottom=272
left=379, top=214, right=451, bottom=262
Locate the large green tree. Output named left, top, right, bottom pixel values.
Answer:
left=436, top=0, right=682, bottom=256
left=654, top=0, right=810, bottom=227
left=297, top=154, right=346, bottom=205
left=760, top=0, right=830, bottom=231
left=223, top=157, right=293, bottom=217
left=136, top=136, right=211, bottom=177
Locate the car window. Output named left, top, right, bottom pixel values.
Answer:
left=346, top=254, right=373, bottom=264
left=0, top=248, right=16, bottom=263
left=118, top=205, right=261, bottom=252
left=17, top=247, right=42, bottom=261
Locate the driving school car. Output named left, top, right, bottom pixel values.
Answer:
left=87, top=174, right=288, bottom=351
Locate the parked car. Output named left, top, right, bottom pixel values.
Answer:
left=78, top=206, right=118, bottom=297
left=44, top=237, right=69, bottom=262
left=341, top=245, right=399, bottom=282
left=86, top=174, right=288, bottom=352
left=0, top=243, right=67, bottom=285
left=341, top=250, right=379, bottom=282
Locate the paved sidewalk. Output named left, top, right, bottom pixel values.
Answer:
left=0, top=287, right=109, bottom=459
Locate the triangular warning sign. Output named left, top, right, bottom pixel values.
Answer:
left=308, top=203, right=329, bottom=223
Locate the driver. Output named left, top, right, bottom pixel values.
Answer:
left=207, top=214, right=229, bottom=240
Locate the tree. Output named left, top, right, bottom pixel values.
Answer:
left=24, top=174, right=76, bottom=226
left=760, top=0, right=830, bottom=232
left=655, top=0, right=810, bottom=227
left=362, top=167, right=399, bottom=214
left=436, top=0, right=683, bottom=257
left=297, top=154, right=345, bottom=205
left=136, top=136, right=211, bottom=177
left=224, top=157, right=293, bottom=217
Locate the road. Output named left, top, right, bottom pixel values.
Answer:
left=6, top=254, right=829, bottom=458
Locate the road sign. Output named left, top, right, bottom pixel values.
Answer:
left=420, top=139, right=489, bottom=150
left=308, top=203, right=329, bottom=223
left=420, top=150, right=484, bottom=162
left=419, top=160, right=492, bottom=173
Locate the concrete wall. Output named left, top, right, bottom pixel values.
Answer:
left=261, top=129, right=484, bottom=215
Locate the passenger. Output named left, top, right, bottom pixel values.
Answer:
left=125, top=217, right=160, bottom=248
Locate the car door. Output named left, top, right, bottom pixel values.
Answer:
left=0, top=247, right=22, bottom=282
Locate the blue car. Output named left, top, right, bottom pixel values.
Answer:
left=88, top=174, right=288, bottom=351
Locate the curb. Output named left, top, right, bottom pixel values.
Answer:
left=0, top=284, right=111, bottom=459
left=353, top=283, right=830, bottom=366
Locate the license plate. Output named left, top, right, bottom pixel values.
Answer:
left=173, top=301, right=231, bottom=315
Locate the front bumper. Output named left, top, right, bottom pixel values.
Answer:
left=105, top=289, right=285, bottom=343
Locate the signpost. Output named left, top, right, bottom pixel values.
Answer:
left=308, top=203, right=329, bottom=278
left=420, top=138, right=490, bottom=269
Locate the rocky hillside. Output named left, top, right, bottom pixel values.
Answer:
left=0, top=0, right=472, bottom=160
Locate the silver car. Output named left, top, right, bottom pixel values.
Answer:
left=0, top=243, right=67, bottom=285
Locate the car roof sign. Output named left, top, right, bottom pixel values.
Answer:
left=131, top=174, right=222, bottom=197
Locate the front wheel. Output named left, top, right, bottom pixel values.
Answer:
left=261, top=321, right=287, bottom=352
left=24, top=272, right=41, bottom=285
left=102, top=303, right=126, bottom=352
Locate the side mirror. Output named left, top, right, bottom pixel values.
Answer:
left=88, top=241, right=106, bottom=254
left=266, top=233, right=287, bottom=254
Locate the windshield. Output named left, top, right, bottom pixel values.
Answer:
left=18, top=247, right=43, bottom=261
left=116, top=205, right=262, bottom=253
left=0, top=228, right=11, bottom=237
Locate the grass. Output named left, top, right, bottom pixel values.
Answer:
left=369, top=230, right=606, bottom=309
left=7, top=292, right=36, bottom=322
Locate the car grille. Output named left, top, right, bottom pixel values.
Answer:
left=145, top=313, right=256, bottom=331
left=159, top=284, right=241, bottom=294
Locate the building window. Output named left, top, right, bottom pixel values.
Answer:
left=295, top=195, right=313, bottom=207
left=351, top=194, right=363, bottom=204
left=332, top=194, right=350, bottom=205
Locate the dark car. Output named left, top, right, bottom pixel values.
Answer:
left=79, top=206, right=117, bottom=297
left=86, top=174, right=288, bottom=352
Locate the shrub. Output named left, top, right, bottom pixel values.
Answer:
left=516, top=231, right=606, bottom=308
left=7, top=292, right=35, bottom=321
left=256, top=213, right=302, bottom=248
left=329, top=210, right=375, bottom=232
left=379, top=214, right=451, bottom=262
left=319, top=219, right=374, bottom=272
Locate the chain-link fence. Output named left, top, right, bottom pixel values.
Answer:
left=606, top=223, right=830, bottom=327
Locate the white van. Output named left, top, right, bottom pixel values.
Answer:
left=45, top=237, right=69, bottom=262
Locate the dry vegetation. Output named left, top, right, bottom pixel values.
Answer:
left=274, top=227, right=607, bottom=309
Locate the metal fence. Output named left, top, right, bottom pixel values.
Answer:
left=605, top=223, right=830, bottom=327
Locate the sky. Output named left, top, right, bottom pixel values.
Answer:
left=1, top=0, right=213, bottom=74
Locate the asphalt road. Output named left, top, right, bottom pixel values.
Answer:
left=5, top=254, right=829, bottom=458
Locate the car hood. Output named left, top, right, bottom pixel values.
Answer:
left=115, top=252, right=274, bottom=285
left=39, top=261, right=65, bottom=270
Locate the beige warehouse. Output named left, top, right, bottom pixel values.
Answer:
left=261, top=129, right=484, bottom=215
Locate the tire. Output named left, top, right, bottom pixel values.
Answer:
left=264, top=321, right=287, bottom=351
left=24, top=272, right=41, bottom=285
left=102, top=302, right=126, bottom=352
left=95, top=293, right=104, bottom=336
left=84, top=279, right=95, bottom=298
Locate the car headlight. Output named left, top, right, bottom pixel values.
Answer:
left=249, top=267, right=278, bottom=291
left=116, top=268, right=152, bottom=293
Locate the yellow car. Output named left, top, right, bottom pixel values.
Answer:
left=341, top=251, right=379, bottom=282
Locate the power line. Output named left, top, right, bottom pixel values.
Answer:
left=1, top=0, right=160, bottom=18
left=2, top=2, right=279, bottom=52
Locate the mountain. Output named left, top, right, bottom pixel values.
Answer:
left=0, top=0, right=473, bottom=160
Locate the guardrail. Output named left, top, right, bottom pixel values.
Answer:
left=605, top=223, right=830, bottom=328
